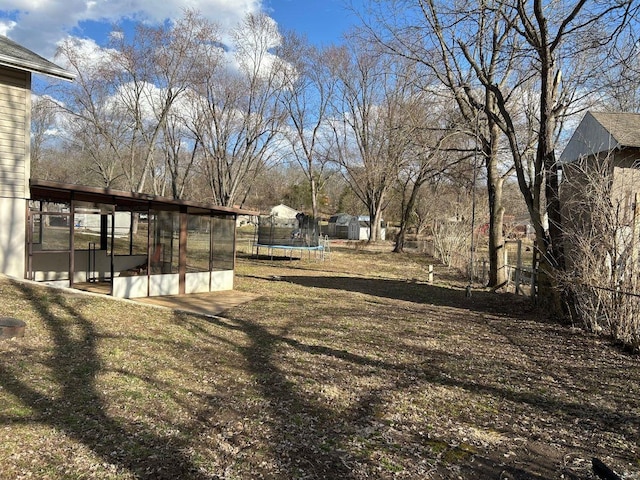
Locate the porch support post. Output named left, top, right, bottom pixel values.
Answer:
left=179, top=209, right=187, bottom=295
left=100, top=214, right=109, bottom=250
left=69, top=194, right=75, bottom=288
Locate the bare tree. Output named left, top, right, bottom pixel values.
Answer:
left=156, top=99, right=201, bottom=199
left=362, top=0, right=517, bottom=287
left=54, top=10, right=220, bottom=194
left=192, top=13, right=288, bottom=208
left=392, top=87, right=465, bottom=253
left=601, top=32, right=640, bottom=111
left=30, top=95, right=59, bottom=177
left=276, top=34, right=342, bottom=219
left=365, top=0, right=639, bottom=305
left=330, top=40, right=411, bottom=242
left=484, top=0, right=638, bottom=309
left=53, top=38, right=129, bottom=187
left=107, top=10, right=219, bottom=194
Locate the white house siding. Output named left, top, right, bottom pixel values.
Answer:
left=0, top=196, right=27, bottom=277
left=0, top=67, right=30, bottom=197
left=0, top=67, right=30, bottom=278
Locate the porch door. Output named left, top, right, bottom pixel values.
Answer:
left=26, top=208, right=72, bottom=283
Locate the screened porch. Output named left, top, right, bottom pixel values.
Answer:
left=27, top=180, right=249, bottom=299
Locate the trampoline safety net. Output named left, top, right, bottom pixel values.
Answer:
left=258, top=213, right=320, bottom=247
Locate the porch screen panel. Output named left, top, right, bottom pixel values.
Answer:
left=28, top=210, right=71, bottom=282
left=31, top=212, right=71, bottom=251
left=111, top=211, right=148, bottom=256
left=212, top=214, right=234, bottom=271
left=187, top=215, right=211, bottom=273
left=149, top=210, right=180, bottom=274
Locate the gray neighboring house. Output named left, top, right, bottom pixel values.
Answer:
left=327, top=213, right=353, bottom=239
left=560, top=111, right=640, bottom=166
left=0, top=35, right=75, bottom=279
left=560, top=111, right=640, bottom=271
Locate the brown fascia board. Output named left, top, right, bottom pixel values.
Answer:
left=29, top=179, right=257, bottom=216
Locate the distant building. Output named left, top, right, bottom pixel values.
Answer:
left=327, top=213, right=353, bottom=239
left=270, top=203, right=299, bottom=219
left=348, top=216, right=386, bottom=241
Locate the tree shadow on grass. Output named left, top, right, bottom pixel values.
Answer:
left=197, top=289, right=639, bottom=478
left=199, top=314, right=358, bottom=479
left=281, top=275, right=536, bottom=318
left=0, top=281, right=215, bottom=479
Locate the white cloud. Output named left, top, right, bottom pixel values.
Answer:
left=54, top=36, right=115, bottom=75
left=0, top=19, right=16, bottom=37
left=0, top=0, right=264, bottom=60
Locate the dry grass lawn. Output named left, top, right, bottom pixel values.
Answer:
left=0, top=244, right=639, bottom=479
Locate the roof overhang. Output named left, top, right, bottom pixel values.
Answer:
left=0, top=36, right=75, bottom=81
left=30, top=179, right=257, bottom=216
left=0, top=55, right=75, bottom=81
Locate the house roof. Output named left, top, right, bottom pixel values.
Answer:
left=0, top=35, right=75, bottom=81
left=560, top=111, right=640, bottom=164
left=30, top=179, right=257, bottom=216
left=270, top=204, right=299, bottom=217
left=590, top=111, right=640, bottom=148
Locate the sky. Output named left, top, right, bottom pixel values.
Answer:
left=0, top=0, right=366, bottom=62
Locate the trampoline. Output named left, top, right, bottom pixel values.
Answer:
left=253, top=213, right=329, bottom=261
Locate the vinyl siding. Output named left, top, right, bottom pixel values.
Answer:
left=0, top=66, right=30, bottom=198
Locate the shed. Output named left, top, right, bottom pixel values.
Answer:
left=348, top=216, right=386, bottom=241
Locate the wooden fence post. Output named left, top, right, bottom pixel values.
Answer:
left=515, top=240, right=523, bottom=294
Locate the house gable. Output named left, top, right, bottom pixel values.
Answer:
left=0, top=36, right=75, bottom=81
left=560, top=111, right=640, bottom=164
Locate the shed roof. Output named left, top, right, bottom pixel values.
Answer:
left=30, top=179, right=257, bottom=216
left=560, top=111, right=640, bottom=164
left=0, top=35, right=75, bottom=81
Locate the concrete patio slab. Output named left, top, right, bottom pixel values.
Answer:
left=132, top=290, right=261, bottom=317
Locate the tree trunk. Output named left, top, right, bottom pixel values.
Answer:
left=310, top=175, right=318, bottom=220
left=485, top=111, right=508, bottom=288
left=368, top=201, right=383, bottom=243
left=535, top=42, right=565, bottom=314
left=394, top=177, right=426, bottom=253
